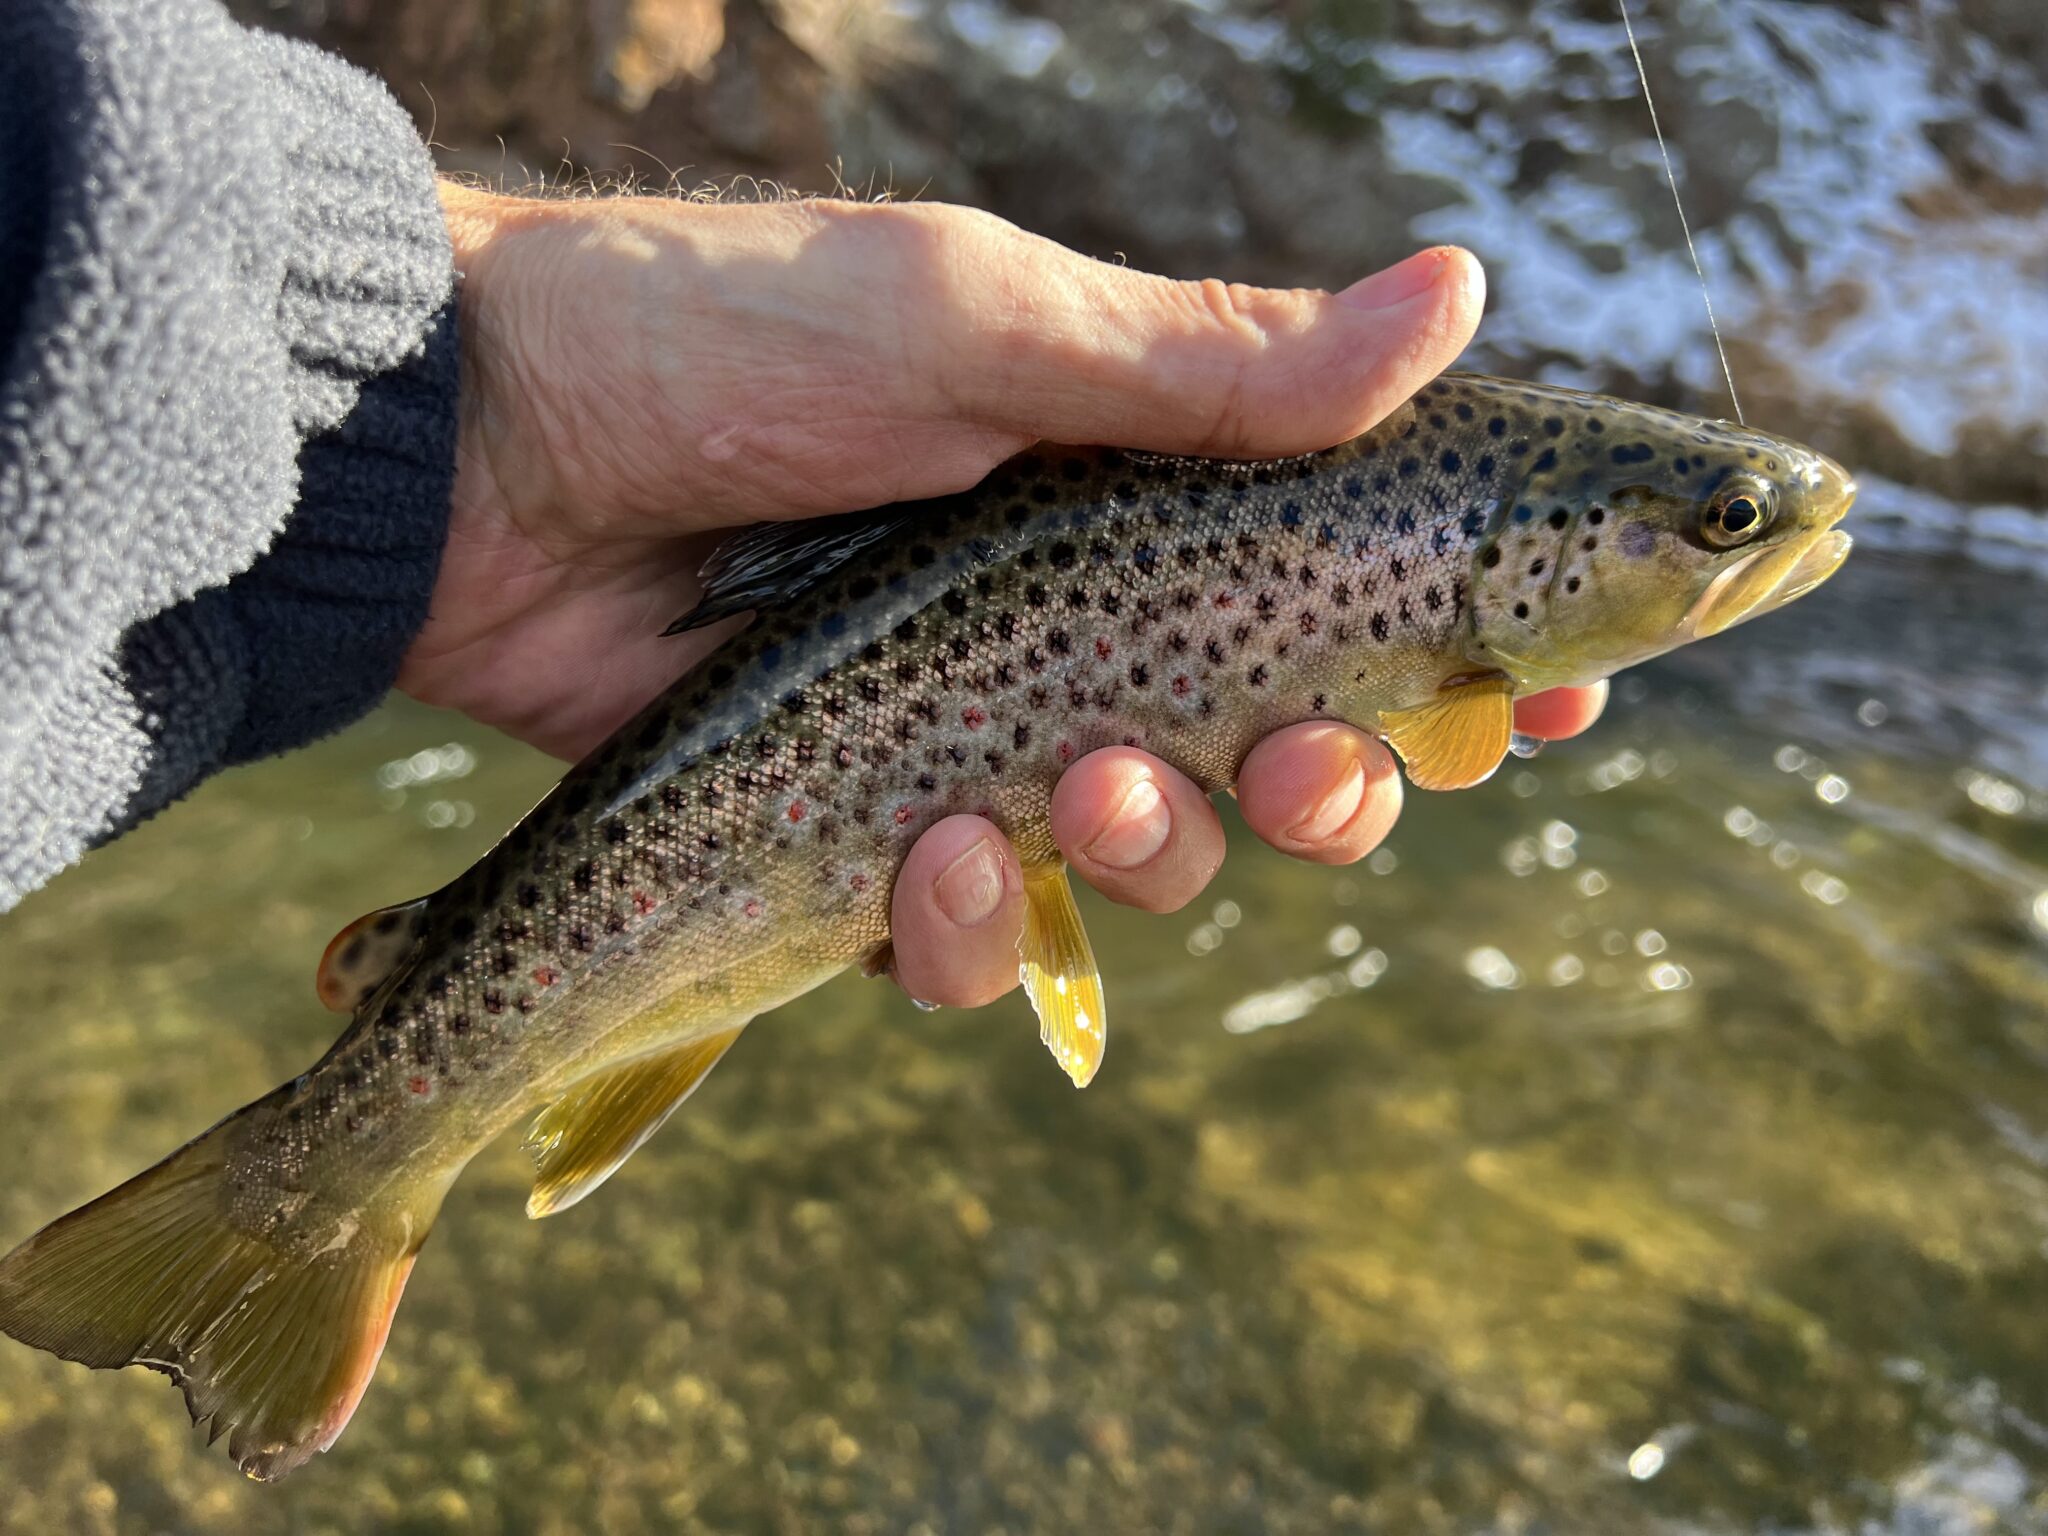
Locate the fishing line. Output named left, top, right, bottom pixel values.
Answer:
left=1615, top=0, right=1746, bottom=425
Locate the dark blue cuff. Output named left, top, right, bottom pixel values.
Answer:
left=119, top=298, right=458, bottom=818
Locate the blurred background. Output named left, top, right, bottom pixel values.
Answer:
left=232, top=0, right=2047, bottom=505
left=4, top=1, right=2048, bottom=1532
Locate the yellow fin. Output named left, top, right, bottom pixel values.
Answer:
left=317, top=897, right=429, bottom=1012
left=1018, top=863, right=1107, bottom=1088
left=1380, top=674, right=1515, bottom=791
left=0, top=1099, right=441, bottom=1480
left=525, top=1028, right=744, bottom=1218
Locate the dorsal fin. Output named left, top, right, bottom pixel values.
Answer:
left=524, top=1027, right=745, bottom=1218
left=664, top=508, right=917, bottom=634
left=316, top=898, right=430, bottom=1013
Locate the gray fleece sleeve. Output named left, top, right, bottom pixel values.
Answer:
left=0, top=0, right=459, bottom=911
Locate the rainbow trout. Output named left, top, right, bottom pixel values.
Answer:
left=0, top=375, right=1853, bottom=1477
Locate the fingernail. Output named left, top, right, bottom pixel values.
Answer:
left=1289, top=756, right=1367, bottom=843
left=1336, top=248, right=1449, bottom=311
left=1084, top=777, right=1171, bottom=870
left=934, top=839, right=1006, bottom=927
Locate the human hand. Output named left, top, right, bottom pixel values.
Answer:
left=406, top=185, right=1606, bottom=1007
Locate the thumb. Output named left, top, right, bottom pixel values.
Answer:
left=929, top=213, right=1485, bottom=458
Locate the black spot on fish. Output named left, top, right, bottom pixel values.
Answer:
left=1611, top=442, right=1655, bottom=464
left=1398, top=457, right=1419, bottom=478
left=1488, top=416, right=1506, bottom=438
left=1531, top=447, right=1558, bottom=473
left=1588, top=507, right=1606, bottom=525
left=518, top=884, right=541, bottom=909
left=1548, top=508, right=1570, bottom=529
left=1050, top=541, right=1077, bottom=569
left=1370, top=612, right=1390, bottom=642
left=1130, top=662, right=1150, bottom=686
left=1514, top=601, right=1530, bottom=618
left=1482, top=548, right=1501, bottom=569
left=1441, top=450, right=1462, bottom=474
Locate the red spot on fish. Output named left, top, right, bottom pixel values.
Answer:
left=961, top=706, right=987, bottom=730
left=408, top=1076, right=431, bottom=1097
left=1094, top=637, right=1114, bottom=659
left=1056, top=740, right=1075, bottom=764
left=849, top=872, right=870, bottom=893
left=532, top=965, right=560, bottom=988
left=1172, top=674, right=1192, bottom=696
left=632, top=890, right=657, bottom=915
left=1214, top=591, right=1235, bottom=609
left=788, top=800, right=807, bottom=822
left=894, top=805, right=914, bottom=825
left=744, top=897, right=764, bottom=918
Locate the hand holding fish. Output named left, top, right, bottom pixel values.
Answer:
left=409, top=187, right=1605, bottom=1007
left=1, top=173, right=1856, bottom=1478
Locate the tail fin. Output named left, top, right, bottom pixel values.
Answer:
left=0, top=1115, right=440, bottom=1480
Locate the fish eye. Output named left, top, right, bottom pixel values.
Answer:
left=1702, top=483, right=1774, bottom=548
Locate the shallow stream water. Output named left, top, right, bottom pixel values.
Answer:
left=2, top=520, right=2046, bottom=1533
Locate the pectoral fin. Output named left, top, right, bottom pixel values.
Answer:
left=525, top=1028, right=744, bottom=1218
left=1380, top=674, right=1515, bottom=791
left=1018, top=863, right=1107, bottom=1088
left=316, top=898, right=429, bottom=1012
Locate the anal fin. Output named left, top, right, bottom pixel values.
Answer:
left=1018, top=863, right=1107, bottom=1088
left=525, top=1028, right=744, bottom=1218
left=317, top=898, right=429, bottom=1012
left=1380, top=674, right=1515, bottom=791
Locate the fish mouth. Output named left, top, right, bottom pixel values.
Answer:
left=1679, top=527, right=1854, bottom=640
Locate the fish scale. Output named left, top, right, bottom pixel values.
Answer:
left=0, top=371, right=1855, bottom=1478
